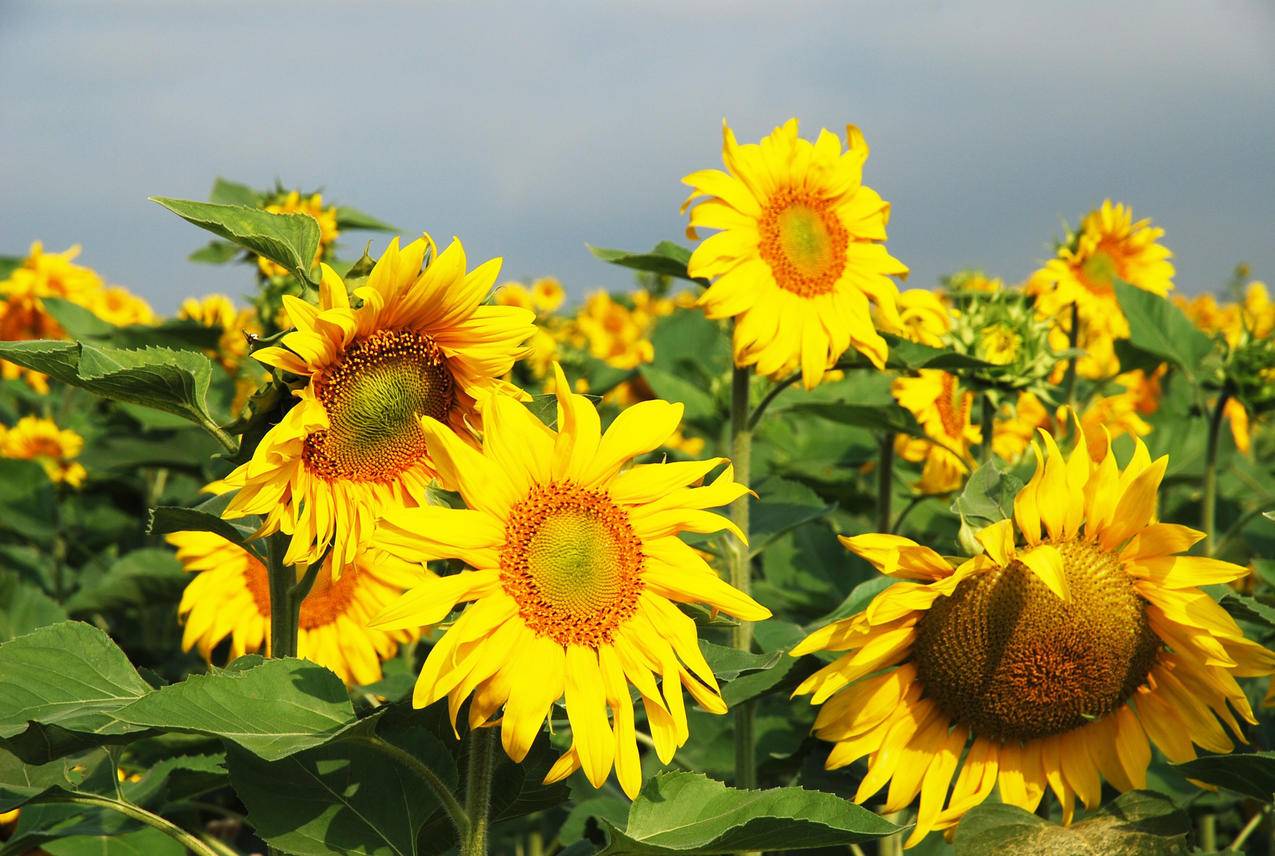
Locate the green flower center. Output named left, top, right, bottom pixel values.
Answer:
left=500, top=482, right=644, bottom=647
left=303, top=329, right=452, bottom=483
left=913, top=539, right=1161, bottom=742
left=758, top=189, right=847, bottom=298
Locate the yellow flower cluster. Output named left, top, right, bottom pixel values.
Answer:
left=177, top=293, right=260, bottom=373
left=256, top=191, right=340, bottom=279
left=0, top=242, right=154, bottom=392
left=0, top=415, right=87, bottom=487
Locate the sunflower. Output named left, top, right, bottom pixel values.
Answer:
left=682, top=119, right=908, bottom=389
left=891, top=370, right=981, bottom=494
left=220, top=235, right=536, bottom=571
left=178, top=293, right=259, bottom=373
left=792, top=424, right=1275, bottom=847
left=887, top=289, right=951, bottom=349
left=1028, top=200, right=1174, bottom=379
left=368, top=365, right=770, bottom=798
left=0, top=415, right=87, bottom=487
left=166, top=530, right=425, bottom=686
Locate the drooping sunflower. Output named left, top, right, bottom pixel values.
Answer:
left=793, top=425, right=1275, bottom=847
left=220, top=235, right=536, bottom=571
left=166, top=531, right=425, bottom=686
left=369, top=366, right=770, bottom=798
left=682, top=119, right=908, bottom=389
left=891, top=370, right=981, bottom=494
left=0, top=415, right=87, bottom=487
left=1028, top=200, right=1174, bottom=379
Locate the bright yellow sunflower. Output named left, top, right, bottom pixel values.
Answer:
left=682, top=119, right=908, bottom=388
left=0, top=415, right=87, bottom=487
left=368, top=365, right=770, bottom=798
left=178, top=293, right=260, bottom=373
left=1028, top=200, right=1174, bottom=379
left=793, top=424, right=1275, bottom=847
left=892, top=370, right=981, bottom=494
left=167, top=530, right=425, bottom=686
left=220, top=235, right=536, bottom=572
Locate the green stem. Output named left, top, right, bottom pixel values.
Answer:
left=349, top=734, right=470, bottom=844
left=891, top=495, right=926, bottom=536
left=728, top=362, right=757, bottom=790
left=979, top=393, right=995, bottom=465
left=1202, top=389, right=1232, bottom=558
left=26, top=792, right=220, bottom=856
left=265, top=533, right=299, bottom=658
left=1228, top=808, right=1265, bottom=853
left=50, top=487, right=67, bottom=601
left=200, top=417, right=239, bottom=455
left=1199, top=813, right=1218, bottom=852
left=1062, top=301, right=1080, bottom=409
left=877, top=433, right=895, bottom=533
left=462, top=727, right=499, bottom=856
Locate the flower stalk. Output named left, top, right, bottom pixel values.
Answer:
left=729, top=360, right=757, bottom=790
left=1202, top=387, right=1233, bottom=557
left=462, top=726, right=499, bottom=856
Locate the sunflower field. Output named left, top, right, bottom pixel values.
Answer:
left=0, top=120, right=1273, bottom=856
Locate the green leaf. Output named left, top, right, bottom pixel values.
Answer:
left=588, top=242, right=705, bottom=284
left=648, top=311, right=729, bottom=378
left=1174, top=751, right=1275, bottom=800
left=0, top=747, right=78, bottom=811
left=208, top=177, right=263, bottom=207
left=147, top=491, right=259, bottom=551
left=188, top=239, right=242, bottom=264
left=64, top=549, right=186, bottom=616
left=334, top=205, right=397, bottom=232
left=151, top=197, right=319, bottom=283
left=883, top=337, right=995, bottom=371
left=598, top=772, right=899, bottom=854
left=0, top=622, right=152, bottom=740
left=639, top=367, right=720, bottom=422
left=0, top=459, right=56, bottom=546
left=749, top=477, right=834, bottom=558
left=41, top=827, right=185, bottom=856
left=954, top=790, right=1189, bottom=855
left=226, top=724, right=456, bottom=856
left=114, top=657, right=356, bottom=760
left=951, top=458, right=1023, bottom=530
left=0, top=340, right=221, bottom=433
left=0, top=255, right=22, bottom=280
left=0, top=574, right=67, bottom=642
left=1113, top=279, right=1214, bottom=377
left=1219, top=593, right=1275, bottom=634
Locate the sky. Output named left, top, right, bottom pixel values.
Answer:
left=2, top=0, right=1273, bottom=313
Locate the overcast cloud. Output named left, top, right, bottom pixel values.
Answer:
left=2, top=0, right=1272, bottom=311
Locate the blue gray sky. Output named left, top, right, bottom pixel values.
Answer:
left=3, top=1, right=1273, bottom=313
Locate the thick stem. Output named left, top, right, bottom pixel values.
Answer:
left=265, top=533, right=299, bottom=658
left=28, top=793, right=219, bottom=856
left=728, top=363, right=757, bottom=790
left=1202, top=389, right=1232, bottom=558
left=877, top=433, right=895, bottom=533
left=462, top=727, right=499, bottom=856
left=1062, top=301, right=1080, bottom=409
left=1199, top=813, right=1218, bottom=852
left=979, top=393, right=995, bottom=465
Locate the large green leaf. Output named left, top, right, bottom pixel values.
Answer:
left=0, top=574, right=67, bottom=642
left=0, top=340, right=222, bottom=433
left=588, top=242, right=705, bottom=284
left=1174, top=751, right=1275, bottom=801
left=749, top=477, right=834, bottom=558
left=598, top=772, right=899, bottom=854
left=115, top=658, right=356, bottom=760
left=1113, top=279, right=1214, bottom=378
left=208, top=177, right=263, bottom=207
left=0, top=622, right=152, bottom=740
left=0, top=747, right=79, bottom=811
left=954, top=790, right=1189, bottom=855
left=226, top=724, right=456, bottom=856
left=951, top=458, right=1024, bottom=533
left=147, top=491, right=260, bottom=553
left=151, top=196, right=320, bottom=283
left=335, top=205, right=397, bottom=232
left=639, top=367, right=720, bottom=422
left=64, top=549, right=187, bottom=616
left=41, top=827, right=185, bottom=856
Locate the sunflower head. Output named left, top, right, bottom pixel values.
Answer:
left=0, top=415, right=87, bottom=488
left=682, top=119, right=908, bottom=388
left=792, top=422, right=1275, bottom=846
left=947, top=288, right=1058, bottom=395
left=368, top=365, right=769, bottom=798
left=220, top=234, right=536, bottom=571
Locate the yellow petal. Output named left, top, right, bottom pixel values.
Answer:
left=1018, top=543, right=1068, bottom=602
left=564, top=645, right=615, bottom=789
left=369, top=569, right=500, bottom=630
left=974, top=518, right=1015, bottom=566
